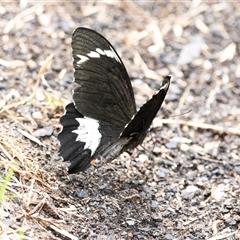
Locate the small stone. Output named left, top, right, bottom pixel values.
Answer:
left=203, top=59, right=213, bottom=70
left=151, top=200, right=159, bottom=208
left=38, top=13, right=52, bottom=26
left=138, top=154, right=148, bottom=162
left=126, top=220, right=135, bottom=226
left=32, top=111, right=43, bottom=120
left=128, top=233, right=134, bottom=238
left=179, top=143, right=189, bottom=152
left=77, top=190, right=88, bottom=198
left=164, top=233, right=174, bottom=240
left=35, top=89, right=45, bottom=101
left=3, top=218, right=12, bottom=227
left=33, top=126, right=53, bottom=137
left=99, top=183, right=108, bottom=189
left=181, top=185, right=200, bottom=200
left=165, top=141, right=178, bottom=149
left=156, top=170, right=166, bottom=178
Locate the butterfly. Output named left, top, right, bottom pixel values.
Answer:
left=58, top=27, right=171, bottom=173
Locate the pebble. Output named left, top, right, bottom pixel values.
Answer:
left=77, top=190, right=88, bottom=198
left=35, top=89, right=45, bottom=101
left=179, top=143, right=189, bottom=152
left=151, top=200, right=159, bottom=209
left=181, top=185, right=200, bottom=200
left=126, top=220, right=135, bottom=226
left=164, top=233, right=174, bottom=240
left=166, top=141, right=178, bottom=149
left=32, top=111, right=43, bottom=120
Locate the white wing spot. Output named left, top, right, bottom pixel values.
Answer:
left=77, top=47, right=121, bottom=65
left=87, top=51, right=100, bottom=58
left=104, top=49, right=114, bottom=58
left=104, top=48, right=121, bottom=63
left=96, top=48, right=105, bottom=55
left=76, top=54, right=89, bottom=65
left=73, top=117, right=101, bottom=154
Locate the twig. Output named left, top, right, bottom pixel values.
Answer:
left=50, top=224, right=79, bottom=240
left=0, top=142, right=15, bottom=161
left=174, top=82, right=193, bottom=138
left=120, top=193, right=141, bottom=200
left=176, top=82, right=192, bottom=114
left=206, top=229, right=238, bottom=240
left=175, top=192, right=183, bottom=209
left=105, top=197, right=121, bottom=210
left=156, top=118, right=240, bottom=136
left=31, top=215, right=79, bottom=240
left=182, top=212, right=208, bottom=225
left=27, top=194, right=47, bottom=216
left=198, top=156, right=224, bottom=164
left=3, top=4, right=44, bottom=34
left=205, top=79, right=221, bottom=112
left=17, top=129, right=45, bottom=147
left=212, top=219, right=223, bottom=235
left=133, top=50, right=162, bottom=81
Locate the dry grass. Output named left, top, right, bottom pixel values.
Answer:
left=0, top=54, right=77, bottom=239
left=0, top=125, right=78, bottom=239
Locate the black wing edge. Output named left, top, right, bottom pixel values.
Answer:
left=120, top=75, right=171, bottom=150
left=58, top=103, right=92, bottom=173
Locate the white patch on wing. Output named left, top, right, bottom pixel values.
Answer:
left=87, top=51, right=100, bottom=58
left=76, top=47, right=121, bottom=66
left=73, top=117, right=101, bottom=155
left=76, top=54, right=89, bottom=65
left=104, top=49, right=114, bottom=58
left=96, top=48, right=105, bottom=55
left=101, top=47, right=121, bottom=63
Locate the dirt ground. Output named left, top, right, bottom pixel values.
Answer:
left=1, top=2, right=240, bottom=240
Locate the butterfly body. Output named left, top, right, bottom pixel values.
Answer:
left=58, top=28, right=170, bottom=173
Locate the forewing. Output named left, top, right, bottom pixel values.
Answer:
left=72, top=27, right=136, bottom=128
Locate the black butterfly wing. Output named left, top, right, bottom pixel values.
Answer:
left=58, top=28, right=137, bottom=173
left=120, top=76, right=171, bottom=151
left=72, top=27, right=136, bottom=128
